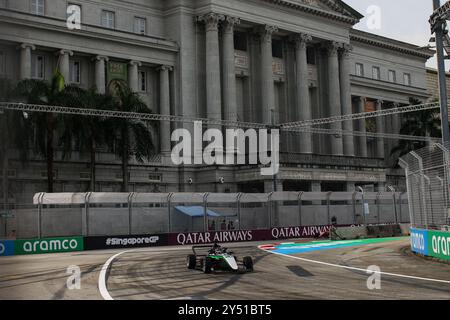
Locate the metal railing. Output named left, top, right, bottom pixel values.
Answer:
left=400, top=142, right=450, bottom=230
left=0, top=191, right=409, bottom=239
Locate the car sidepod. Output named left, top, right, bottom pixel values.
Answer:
left=222, top=254, right=239, bottom=271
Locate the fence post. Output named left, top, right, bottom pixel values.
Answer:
left=37, top=192, right=45, bottom=239
left=352, top=191, right=357, bottom=224
left=84, top=192, right=92, bottom=236
left=434, top=143, right=450, bottom=226
left=387, top=185, right=398, bottom=224
left=167, top=193, right=173, bottom=233
left=237, top=193, right=243, bottom=230
left=357, top=186, right=365, bottom=226
left=297, top=192, right=303, bottom=226
left=375, top=192, right=380, bottom=224
left=399, top=158, right=414, bottom=227
left=411, top=151, right=428, bottom=229
left=203, top=193, right=209, bottom=232
left=326, top=192, right=332, bottom=225
left=127, top=192, right=135, bottom=235
left=268, top=192, right=274, bottom=229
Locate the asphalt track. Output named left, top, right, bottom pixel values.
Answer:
left=0, top=238, right=449, bottom=300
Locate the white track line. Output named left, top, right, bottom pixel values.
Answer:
left=98, top=250, right=134, bottom=300
left=259, top=247, right=450, bottom=285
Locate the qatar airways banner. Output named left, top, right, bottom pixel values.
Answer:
left=271, top=225, right=332, bottom=240
left=169, top=225, right=332, bottom=246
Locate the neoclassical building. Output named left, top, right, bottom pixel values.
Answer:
left=0, top=0, right=434, bottom=203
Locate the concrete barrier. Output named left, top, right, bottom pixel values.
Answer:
left=331, top=224, right=406, bottom=240
left=330, top=226, right=368, bottom=240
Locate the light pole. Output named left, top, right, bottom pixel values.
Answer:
left=432, top=0, right=450, bottom=143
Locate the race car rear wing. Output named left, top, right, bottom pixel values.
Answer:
left=192, top=245, right=213, bottom=256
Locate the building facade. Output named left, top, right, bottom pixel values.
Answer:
left=0, top=0, right=434, bottom=204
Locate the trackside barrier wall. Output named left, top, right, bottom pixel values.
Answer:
left=2, top=192, right=411, bottom=239
left=410, top=228, right=450, bottom=261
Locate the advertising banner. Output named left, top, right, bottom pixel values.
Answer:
left=0, top=240, right=14, bottom=256
left=169, top=225, right=332, bottom=246
left=84, top=234, right=168, bottom=250
left=410, top=228, right=428, bottom=256
left=14, top=236, right=84, bottom=255
left=271, top=225, right=332, bottom=240
left=169, top=229, right=272, bottom=246
left=107, top=61, right=128, bottom=85
left=428, top=230, right=450, bottom=261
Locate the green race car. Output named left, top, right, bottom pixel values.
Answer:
left=186, top=243, right=254, bottom=274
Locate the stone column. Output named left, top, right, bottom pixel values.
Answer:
left=339, top=44, right=355, bottom=157
left=222, top=16, right=240, bottom=122
left=18, top=43, right=35, bottom=79
left=159, top=65, right=173, bottom=156
left=198, top=13, right=224, bottom=121
left=356, top=97, right=368, bottom=158
left=94, top=55, right=108, bottom=94
left=376, top=99, right=385, bottom=159
left=56, top=49, right=73, bottom=81
left=259, top=25, right=278, bottom=124
left=128, top=60, right=142, bottom=92
left=294, top=33, right=313, bottom=154
left=327, top=41, right=343, bottom=156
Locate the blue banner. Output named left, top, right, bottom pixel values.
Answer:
left=0, top=240, right=14, bottom=256
left=410, top=228, right=428, bottom=256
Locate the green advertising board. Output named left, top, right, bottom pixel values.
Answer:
left=427, top=230, right=450, bottom=261
left=14, top=236, right=84, bottom=255
left=107, top=61, right=128, bottom=86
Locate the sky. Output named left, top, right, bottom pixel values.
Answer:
left=344, top=0, right=442, bottom=68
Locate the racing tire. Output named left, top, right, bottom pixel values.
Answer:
left=243, top=256, right=254, bottom=271
left=187, top=255, right=196, bottom=269
left=203, top=257, right=213, bottom=274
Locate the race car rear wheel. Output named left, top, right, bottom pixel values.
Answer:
left=187, top=255, right=196, bottom=269
left=243, top=256, right=254, bottom=271
left=203, top=257, right=213, bottom=274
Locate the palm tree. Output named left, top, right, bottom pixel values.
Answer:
left=13, top=71, right=65, bottom=193
left=0, top=78, right=33, bottom=210
left=58, top=86, right=115, bottom=191
left=390, top=97, right=442, bottom=162
left=109, top=80, right=156, bottom=192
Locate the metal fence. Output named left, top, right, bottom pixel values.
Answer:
left=0, top=191, right=409, bottom=239
left=400, top=142, right=450, bottom=230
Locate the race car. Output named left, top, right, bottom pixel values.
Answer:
left=186, top=242, right=254, bottom=274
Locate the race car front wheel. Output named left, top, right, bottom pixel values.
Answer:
left=243, top=256, right=254, bottom=271
left=187, top=255, right=196, bottom=269
left=203, top=257, right=213, bottom=274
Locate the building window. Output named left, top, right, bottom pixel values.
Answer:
left=372, top=66, right=380, bottom=80
left=306, top=47, right=316, bottom=65
left=69, top=60, right=81, bottom=84
left=101, top=10, right=115, bottom=29
left=134, top=17, right=146, bottom=35
left=355, top=63, right=364, bottom=77
left=272, top=39, right=283, bottom=59
left=139, top=71, right=147, bottom=92
left=30, top=0, right=44, bottom=15
left=31, top=55, right=45, bottom=79
left=404, top=73, right=411, bottom=86
left=234, top=32, right=247, bottom=51
left=388, top=70, right=396, bottom=83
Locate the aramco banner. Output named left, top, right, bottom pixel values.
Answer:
left=410, top=228, right=450, bottom=261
